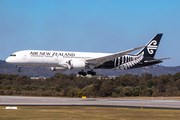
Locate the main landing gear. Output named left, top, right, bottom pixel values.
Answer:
left=87, top=70, right=96, bottom=76
left=78, top=71, right=87, bottom=76
left=78, top=70, right=96, bottom=76
left=16, top=65, right=22, bottom=72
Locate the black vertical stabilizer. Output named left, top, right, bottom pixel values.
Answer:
left=136, top=34, right=163, bottom=58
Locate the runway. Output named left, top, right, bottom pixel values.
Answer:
left=0, top=96, right=180, bottom=109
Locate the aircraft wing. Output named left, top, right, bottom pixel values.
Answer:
left=144, top=57, right=172, bottom=63
left=86, top=46, right=145, bottom=67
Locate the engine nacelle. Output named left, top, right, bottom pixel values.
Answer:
left=68, top=59, right=86, bottom=70
left=51, top=67, right=67, bottom=71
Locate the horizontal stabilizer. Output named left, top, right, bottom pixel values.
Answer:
left=144, top=57, right=172, bottom=63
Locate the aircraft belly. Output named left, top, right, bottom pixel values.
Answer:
left=17, top=57, right=59, bottom=67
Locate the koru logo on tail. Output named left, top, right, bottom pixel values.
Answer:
left=147, top=40, right=158, bottom=54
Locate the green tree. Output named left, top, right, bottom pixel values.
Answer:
left=174, top=72, right=180, bottom=81
left=98, top=80, right=113, bottom=97
left=122, top=86, right=133, bottom=96
left=142, top=73, right=152, bottom=81
left=114, top=86, right=123, bottom=95
left=68, top=73, right=77, bottom=80
left=54, top=73, right=68, bottom=80
left=55, top=85, right=61, bottom=92
left=146, top=88, right=153, bottom=96
left=147, top=80, right=155, bottom=88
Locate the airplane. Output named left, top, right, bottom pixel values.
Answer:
left=6, top=34, right=171, bottom=76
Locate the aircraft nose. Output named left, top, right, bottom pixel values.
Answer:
left=6, top=57, right=11, bottom=63
left=6, top=57, right=15, bottom=64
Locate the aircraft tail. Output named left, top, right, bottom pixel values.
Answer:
left=136, top=34, right=163, bottom=58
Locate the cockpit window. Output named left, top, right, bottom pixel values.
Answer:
left=10, top=54, right=16, bottom=56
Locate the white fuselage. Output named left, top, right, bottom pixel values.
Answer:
left=6, top=50, right=112, bottom=68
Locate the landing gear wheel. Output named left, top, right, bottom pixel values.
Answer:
left=18, top=69, right=22, bottom=72
left=82, top=72, right=87, bottom=76
left=87, top=71, right=92, bottom=74
left=16, top=65, right=22, bottom=72
left=92, top=72, right=96, bottom=76
left=87, top=71, right=96, bottom=76
left=78, top=71, right=83, bottom=75
left=78, top=71, right=87, bottom=76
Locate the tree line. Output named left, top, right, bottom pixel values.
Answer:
left=0, top=72, right=180, bottom=97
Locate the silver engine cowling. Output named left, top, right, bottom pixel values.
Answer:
left=67, top=59, right=86, bottom=70
left=51, top=67, right=67, bottom=71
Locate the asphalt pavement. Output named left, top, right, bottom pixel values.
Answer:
left=0, top=96, right=180, bottom=109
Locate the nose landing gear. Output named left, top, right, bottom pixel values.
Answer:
left=18, top=69, right=22, bottom=72
left=16, top=65, right=22, bottom=72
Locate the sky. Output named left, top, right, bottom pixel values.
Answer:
left=0, top=0, right=180, bottom=66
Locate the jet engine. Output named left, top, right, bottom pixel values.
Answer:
left=67, top=59, right=86, bottom=70
left=51, top=67, right=67, bottom=71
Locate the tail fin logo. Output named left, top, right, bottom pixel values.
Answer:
left=147, top=40, right=158, bottom=54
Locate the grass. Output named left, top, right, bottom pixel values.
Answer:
left=0, top=106, right=180, bottom=120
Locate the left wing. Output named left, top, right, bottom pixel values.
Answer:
left=86, top=46, right=145, bottom=67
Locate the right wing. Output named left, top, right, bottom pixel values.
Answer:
left=86, top=46, right=145, bottom=67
